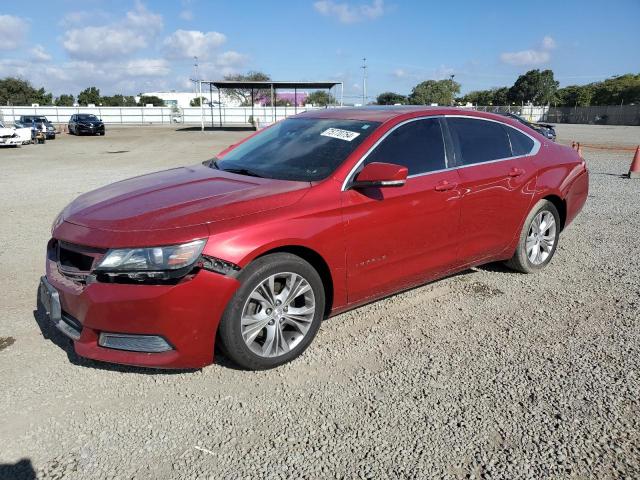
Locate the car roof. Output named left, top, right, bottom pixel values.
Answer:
left=295, top=106, right=520, bottom=125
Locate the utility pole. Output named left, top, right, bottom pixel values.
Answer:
left=361, top=57, right=367, bottom=106
left=449, top=74, right=455, bottom=106
left=191, top=56, right=199, bottom=95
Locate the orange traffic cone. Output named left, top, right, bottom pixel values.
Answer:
left=629, top=146, right=640, bottom=179
left=576, top=142, right=583, bottom=157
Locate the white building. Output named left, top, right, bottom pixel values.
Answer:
left=136, top=90, right=241, bottom=108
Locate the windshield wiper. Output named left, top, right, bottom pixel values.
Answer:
left=221, top=167, right=266, bottom=178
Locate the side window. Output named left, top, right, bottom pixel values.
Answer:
left=447, top=117, right=512, bottom=165
left=507, top=127, right=535, bottom=156
left=364, top=118, right=446, bottom=175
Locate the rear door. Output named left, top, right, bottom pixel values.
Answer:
left=445, top=116, right=537, bottom=264
left=342, top=117, right=461, bottom=303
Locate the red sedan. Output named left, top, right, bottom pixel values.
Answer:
left=40, top=107, right=589, bottom=370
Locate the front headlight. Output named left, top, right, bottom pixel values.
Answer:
left=96, top=239, right=206, bottom=272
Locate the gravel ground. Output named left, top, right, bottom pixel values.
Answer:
left=0, top=124, right=638, bottom=479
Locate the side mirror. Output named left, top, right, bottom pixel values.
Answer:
left=351, top=162, right=408, bottom=189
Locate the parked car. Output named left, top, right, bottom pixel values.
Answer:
left=68, top=114, right=105, bottom=136
left=15, top=115, right=56, bottom=139
left=0, top=120, right=32, bottom=146
left=499, top=112, right=556, bottom=141
left=40, top=107, right=588, bottom=370
left=0, top=120, right=22, bottom=147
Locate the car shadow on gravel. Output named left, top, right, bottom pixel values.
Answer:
left=590, top=171, right=627, bottom=178
left=0, top=458, right=36, bottom=480
left=32, top=288, right=198, bottom=375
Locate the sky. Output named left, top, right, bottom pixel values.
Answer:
left=0, top=0, right=638, bottom=101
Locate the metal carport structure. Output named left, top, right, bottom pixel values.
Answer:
left=196, top=80, right=344, bottom=131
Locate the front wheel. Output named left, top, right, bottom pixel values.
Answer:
left=217, top=253, right=325, bottom=370
left=505, top=199, right=560, bottom=273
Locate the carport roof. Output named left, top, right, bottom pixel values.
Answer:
left=207, top=80, right=341, bottom=90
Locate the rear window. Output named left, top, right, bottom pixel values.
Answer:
left=507, top=127, right=535, bottom=156
left=447, top=117, right=512, bottom=166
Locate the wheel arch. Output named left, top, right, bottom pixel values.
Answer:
left=541, top=194, right=567, bottom=231
left=252, top=245, right=334, bottom=318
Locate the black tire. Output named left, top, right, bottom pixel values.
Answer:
left=217, top=253, right=325, bottom=370
left=505, top=199, right=561, bottom=273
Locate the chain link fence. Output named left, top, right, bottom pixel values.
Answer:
left=471, top=104, right=640, bottom=126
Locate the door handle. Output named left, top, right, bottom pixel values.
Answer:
left=508, top=167, right=525, bottom=177
left=434, top=180, right=458, bottom=191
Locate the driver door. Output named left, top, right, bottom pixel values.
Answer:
left=341, top=117, right=461, bottom=303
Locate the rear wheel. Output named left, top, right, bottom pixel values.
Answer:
left=505, top=199, right=560, bottom=273
left=218, top=253, right=324, bottom=370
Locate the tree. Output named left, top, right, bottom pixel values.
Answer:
left=305, top=90, right=335, bottom=106
left=78, top=86, right=101, bottom=106
left=0, top=77, right=53, bottom=105
left=461, top=87, right=510, bottom=106
left=461, top=89, right=494, bottom=105
left=507, top=69, right=559, bottom=105
left=101, top=94, right=136, bottom=106
left=223, top=71, right=271, bottom=106
left=557, top=85, right=594, bottom=106
left=492, top=87, right=509, bottom=105
left=376, top=92, right=407, bottom=105
left=408, top=79, right=461, bottom=105
left=137, top=95, right=165, bottom=107
left=591, top=74, right=640, bottom=105
left=190, top=96, right=206, bottom=107
left=55, top=94, right=75, bottom=106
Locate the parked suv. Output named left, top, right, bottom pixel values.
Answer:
left=68, top=114, right=105, bottom=136
left=40, top=107, right=588, bottom=370
left=15, top=115, right=56, bottom=139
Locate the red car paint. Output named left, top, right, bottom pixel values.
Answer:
left=46, top=107, right=588, bottom=368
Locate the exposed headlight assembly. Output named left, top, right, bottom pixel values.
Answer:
left=95, top=239, right=206, bottom=281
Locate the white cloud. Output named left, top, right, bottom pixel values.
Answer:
left=126, top=58, right=171, bottom=77
left=542, top=35, right=556, bottom=50
left=314, top=0, right=386, bottom=23
left=0, top=15, right=28, bottom=50
left=163, top=30, right=226, bottom=59
left=126, top=1, right=163, bottom=33
left=62, top=2, right=162, bottom=60
left=63, top=26, right=149, bottom=60
left=180, top=10, right=194, bottom=21
left=500, top=36, right=556, bottom=66
left=500, top=50, right=550, bottom=66
left=30, top=45, right=52, bottom=62
left=392, top=68, right=408, bottom=79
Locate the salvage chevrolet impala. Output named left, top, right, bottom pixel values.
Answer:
left=40, top=107, right=589, bottom=370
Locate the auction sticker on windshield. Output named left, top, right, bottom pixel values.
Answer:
left=321, top=128, right=360, bottom=141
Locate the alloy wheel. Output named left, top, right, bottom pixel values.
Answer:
left=241, top=272, right=316, bottom=358
left=526, top=210, right=557, bottom=265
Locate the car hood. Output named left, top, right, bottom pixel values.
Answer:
left=63, top=165, right=310, bottom=232
left=0, top=127, right=15, bottom=137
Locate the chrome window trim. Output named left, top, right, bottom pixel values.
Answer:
left=342, top=115, right=446, bottom=191
left=342, top=114, right=541, bottom=191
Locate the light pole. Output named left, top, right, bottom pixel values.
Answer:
left=449, top=74, right=455, bottom=106
left=361, top=57, right=367, bottom=106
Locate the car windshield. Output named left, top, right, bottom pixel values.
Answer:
left=214, top=118, right=380, bottom=182
left=78, top=115, right=98, bottom=121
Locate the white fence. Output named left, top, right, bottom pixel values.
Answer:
left=468, top=105, right=550, bottom=123
left=0, top=105, right=324, bottom=127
